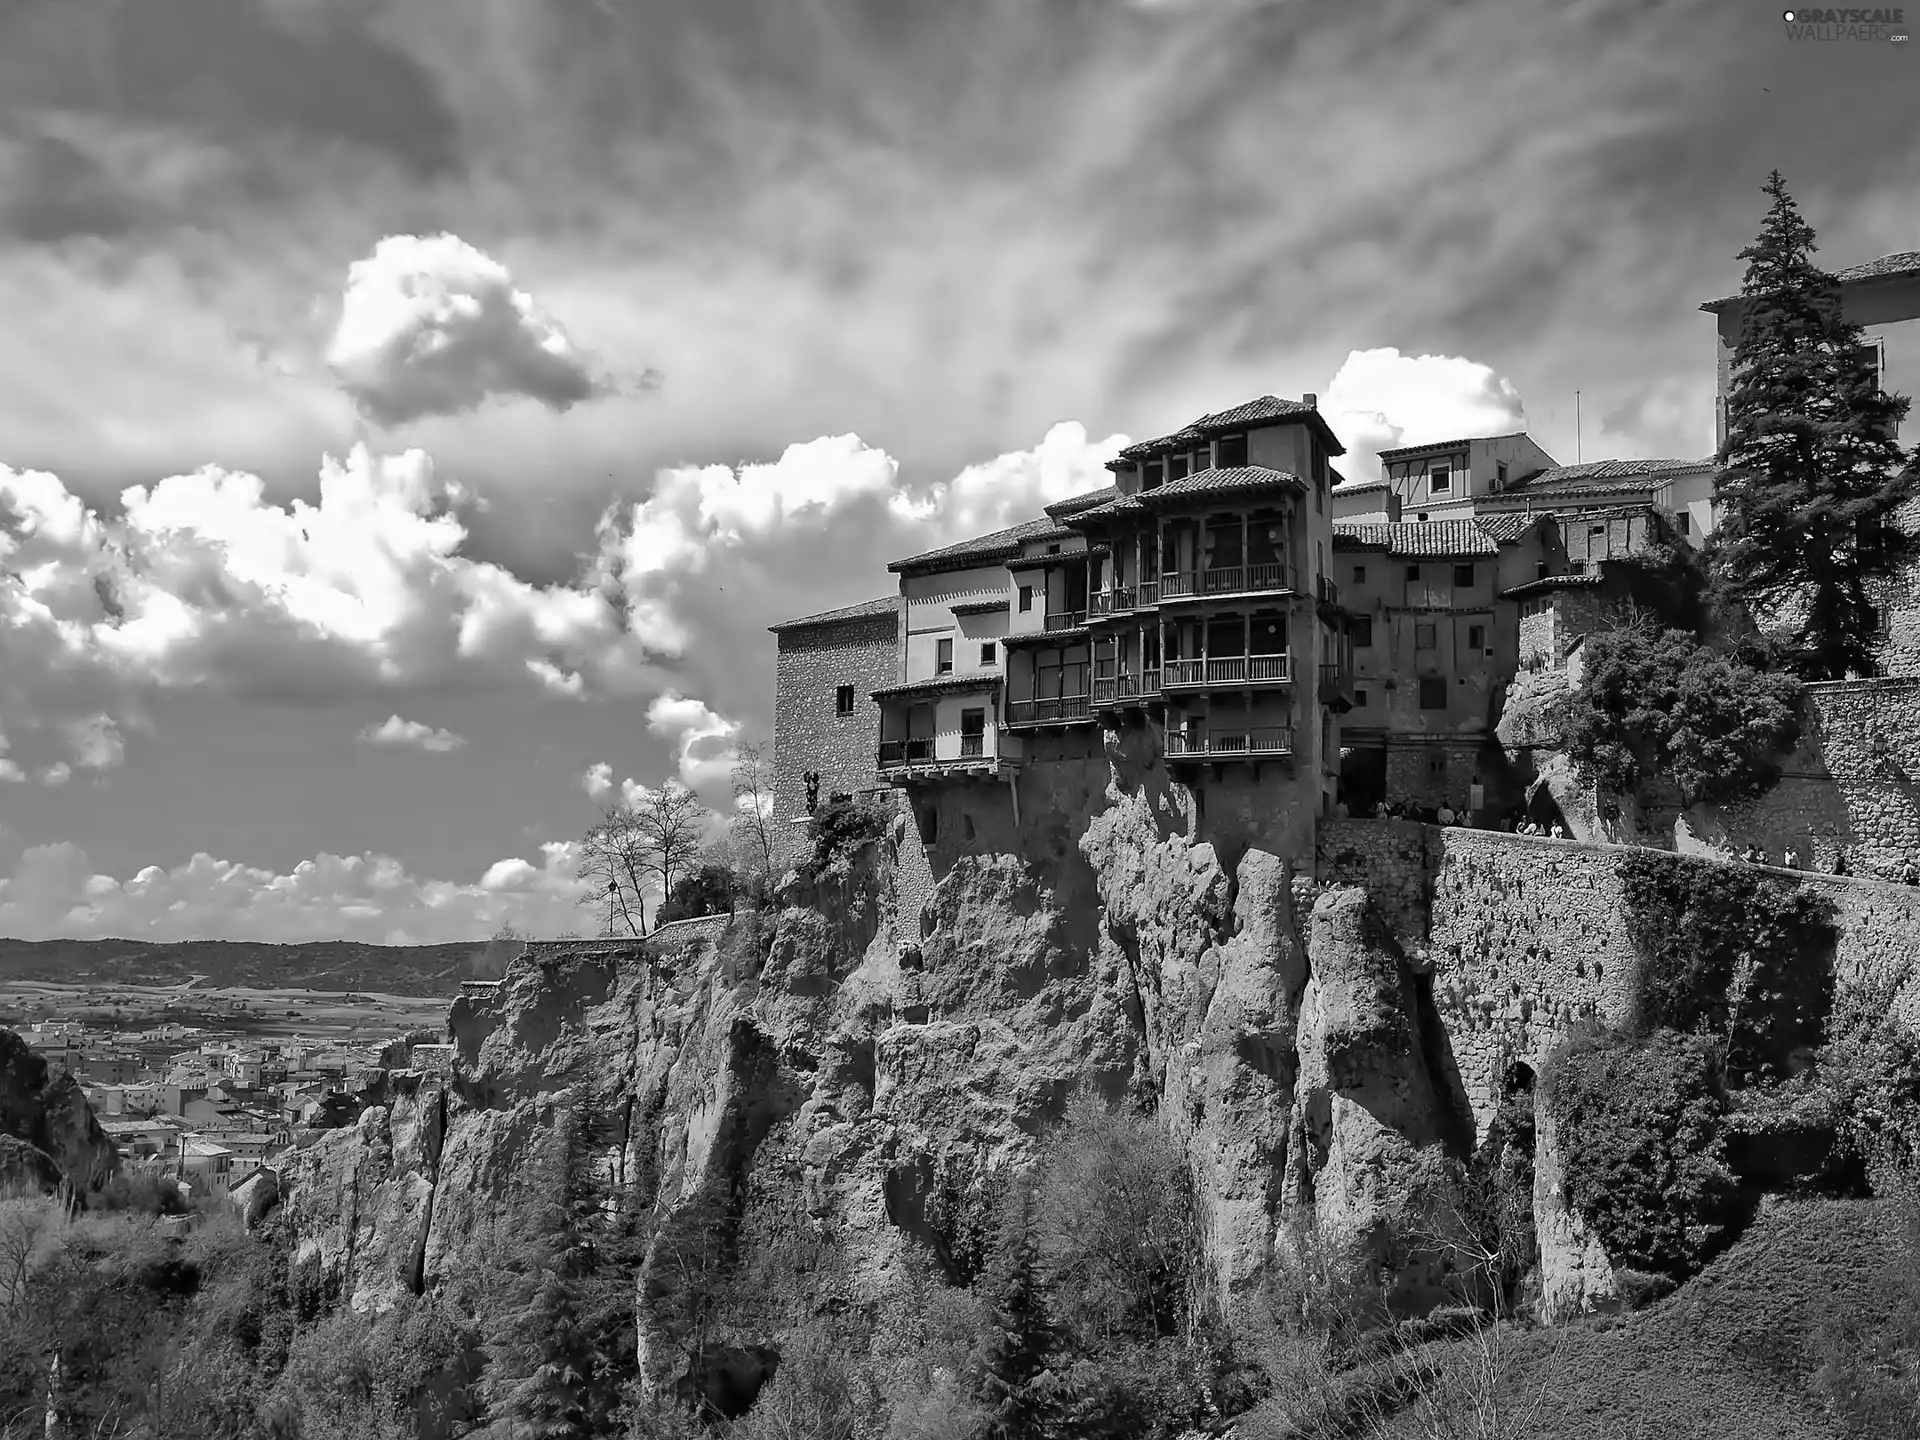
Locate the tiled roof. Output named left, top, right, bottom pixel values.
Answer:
left=1330, top=479, right=1388, bottom=495
left=870, top=673, right=1003, bottom=700
left=769, top=595, right=898, bottom=633
left=888, top=516, right=1076, bottom=574
left=1043, top=484, right=1119, bottom=519
left=1500, top=574, right=1606, bottom=599
left=1502, top=458, right=1709, bottom=498
left=1067, top=494, right=1152, bottom=526
left=1376, top=431, right=1529, bottom=461
left=1702, top=251, right=1920, bottom=310
left=1138, top=466, right=1306, bottom=505
left=1332, top=520, right=1501, bottom=558
left=949, top=598, right=1011, bottom=616
left=1114, top=395, right=1348, bottom=462
left=1472, top=512, right=1550, bottom=543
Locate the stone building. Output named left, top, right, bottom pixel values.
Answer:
left=1506, top=507, right=1687, bottom=670
left=1332, top=516, right=1558, bottom=814
left=1337, top=432, right=1560, bottom=525
left=768, top=596, right=900, bottom=828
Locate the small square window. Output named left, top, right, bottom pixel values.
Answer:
left=1428, top=465, right=1452, bottom=495
left=1453, top=564, right=1475, bottom=587
left=1428, top=753, right=1447, bottom=776
left=834, top=684, right=855, bottom=716
left=936, top=638, right=954, bottom=674
left=1406, top=564, right=1421, bottom=582
left=1467, top=625, right=1486, bottom=650
left=1047, top=544, right=1061, bottom=554
left=1018, top=585, right=1034, bottom=613
left=1416, top=623, right=1437, bottom=650
left=1351, top=565, right=1366, bottom=584
left=1677, top=511, right=1692, bottom=535
left=1420, top=676, right=1447, bottom=709
left=980, top=642, right=997, bottom=665
left=1496, top=461, right=1509, bottom=489
left=1589, top=524, right=1606, bottom=538
left=1353, top=688, right=1369, bottom=707
left=1351, top=617, right=1374, bottom=647
left=1144, top=460, right=1164, bottom=490
left=1168, top=454, right=1190, bottom=482
left=1216, top=434, right=1248, bottom=468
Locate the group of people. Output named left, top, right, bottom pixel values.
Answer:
left=1360, top=799, right=1567, bottom=838
left=1736, top=843, right=1920, bottom=885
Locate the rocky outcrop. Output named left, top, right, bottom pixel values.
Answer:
left=1532, top=1089, right=1621, bottom=1323
left=0, top=1028, right=118, bottom=1195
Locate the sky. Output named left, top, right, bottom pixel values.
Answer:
left=0, top=0, right=1915, bottom=945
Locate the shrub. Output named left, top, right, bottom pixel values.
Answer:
left=655, top=863, right=740, bottom=925
left=92, top=1168, right=190, bottom=1216
left=802, top=798, right=891, bottom=881
left=1563, top=623, right=1802, bottom=804
left=1821, top=962, right=1920, bottom=1187
left=1542, top=1028, right=1743, bottom=1281
left=1618, top=850, right=1838, bottom=1083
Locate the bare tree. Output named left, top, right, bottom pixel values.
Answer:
left=728, top=741, right=777, bottom=881
left=575, top=782, right=709, bottom=936
left=471, top=920, right=524, bottom=979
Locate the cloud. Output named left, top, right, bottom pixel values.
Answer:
left=0, top=445, right=676, bottom=755
left=0, top=840, right=594, bottom=944
left=326, top=233, right=640, bottom=427
left=890, top=421, right=1129, bottom=539
left=580, top=761, right=614, bottom=799
left=356, top=714, right=467, bottom=752
left=1321, top=348, right=1530, bottom=483
left=41, top=763, right=71, bottom=787
left=645, top=692, right=742, bottom=794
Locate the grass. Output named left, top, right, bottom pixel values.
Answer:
left=1232, top=1195, right=1909, bottom=1440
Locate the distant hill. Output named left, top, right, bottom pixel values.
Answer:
left=0, top=938, right=483, bottom=997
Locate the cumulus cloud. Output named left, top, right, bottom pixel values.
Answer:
left=890, top=421, right=1128, bottom=539
left=41, top=763, right=71, bottom=787
left=0, top=840, right=593, bottom=944
left=1321, top=348, right=1529, bottom=484
left=580, top=761, right=614, bottom=799
left=645, top=692, right=742, bottom=794
left=0, top=446, right=677, bottom=759
left=326, top=233, right=638, bottom=427
left=356, top=714, right=467, bottom=752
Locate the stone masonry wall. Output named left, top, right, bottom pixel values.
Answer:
left=1318, top=819, right=1920, bottom=1138
left=772, top=612, right=900, bottom=833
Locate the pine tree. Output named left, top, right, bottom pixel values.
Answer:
left=1709, top=170, right=1916, bottom=679
left=973, top=1176, right=1061, bottom=1440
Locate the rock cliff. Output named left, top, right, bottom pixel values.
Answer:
left=0, top=1028, right=119, bottom=1195
left=273, top=737, right=1557, bottom=1404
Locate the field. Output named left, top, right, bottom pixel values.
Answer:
left=0, top=977, right=450, bottom=1048
left=0, top=937, right=480, bottom=996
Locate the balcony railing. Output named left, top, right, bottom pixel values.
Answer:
left=1164, top=726, right=1294, bottom=759
left=1161, top=654, right=1292, bottom=689
left=1006, top=695, right=1093, bottom=726
left=1159, top=562, right=1291, bottom=600
left=959, top=732, right=984, bottom=757
left=1318, top=663, right=1354, bottom=701
left=1091, top=672, right=1165, bottom=706
left=1138, top=579, right=1160, bottom=606
left=1317, top=574, right=1341, bottom=606
left=878, top=739, right=934, bottom=768
left=1089, top=587, right=1136, bottom=618
left=1044, top=609, right=1089, bottom=631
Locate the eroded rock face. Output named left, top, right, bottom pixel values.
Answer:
left=1532, top=1092, right=1621, bottom=1323
left=0, top=1028, right=118, bottom=1195
left=1287, top=887, right=1478, bottom=1317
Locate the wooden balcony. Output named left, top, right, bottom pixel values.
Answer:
left=1091, top=671, right=1164, bottom=707
left=1159, top=562, right=1291, bottom=602
left=877, top=739, right=934, bottom=769
left=1318, top=663, right=1355, bottom=708
left=1005, top=694, right=1093, bottom=727
left=1160, top=654, right=1292, bottom=690
left=1089, top=587, right=1135, bottom=618
left=1164, top=726, right=1295, bottom=760
left=1044, top=609, right=1089, bottom=632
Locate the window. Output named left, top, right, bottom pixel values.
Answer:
left=1428, top=464, right=1451, bottom=496
left=1589, top=524, right=1606, bottom=538
left=1677, top=511, right=1691, bottom=536
left=1453, top=564, right=1475, bottom=587
left=1406, top=564, right=1421, bottom=582
left=1354, top=688, right=1368, bottom=707
left=936, top=638, right=953, bottom=674
left=834, top=684, right=855, bottom=716
left=1416, top=623, right=1437, bottom=650
left=1428, top=753, right=1447, bottom=777
left=1420, top=676, right=1448, bottom=709
left=1192, top=443, right=1211, bottom=471
left=960, top=708, right=986, bottom=757
left=1537, top=563, right=1550, bottom=581
left=1416, top=512, right=1430, bottom=523
left=1047, top=544, right=1061, bottom=554
left=1018, top=585, right=1034, bottom=613
left=1168, top=453, right=1190, bottom=482
left=1144, top=460, right=1164, bottom=490
left=1216, top=433, right=1248, bottom=468
left=1467, top=624, right=1486, bottom=650
left=980, top=642, right=997, bottom=665
left=1352, top=565, right=1366, bottom=584
left=1351, top=616, right=1374, bottom=647
left=1858, top=339, right=1885, bottom=392
left=1496, top=461, right=1509, bottom=490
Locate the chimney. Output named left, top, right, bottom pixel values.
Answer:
left=1385, top=493, right=1402, bottom=523
left=1302, top=393, right=1318, bottom=410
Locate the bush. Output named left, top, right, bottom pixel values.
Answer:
left=92, top=1168, right=189, bottom=1216
left=1542, top=1028, right=1743, bottom=1282
left=801, top=798, right=891, bottom=882
left=1618, top=850, right=1838, bottom=1083
left=1821, top=962, right=1920, bottom=1187
left=1563, top=623, right=1802, bottom=804
left=656, top=863, right=739, bottom=925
